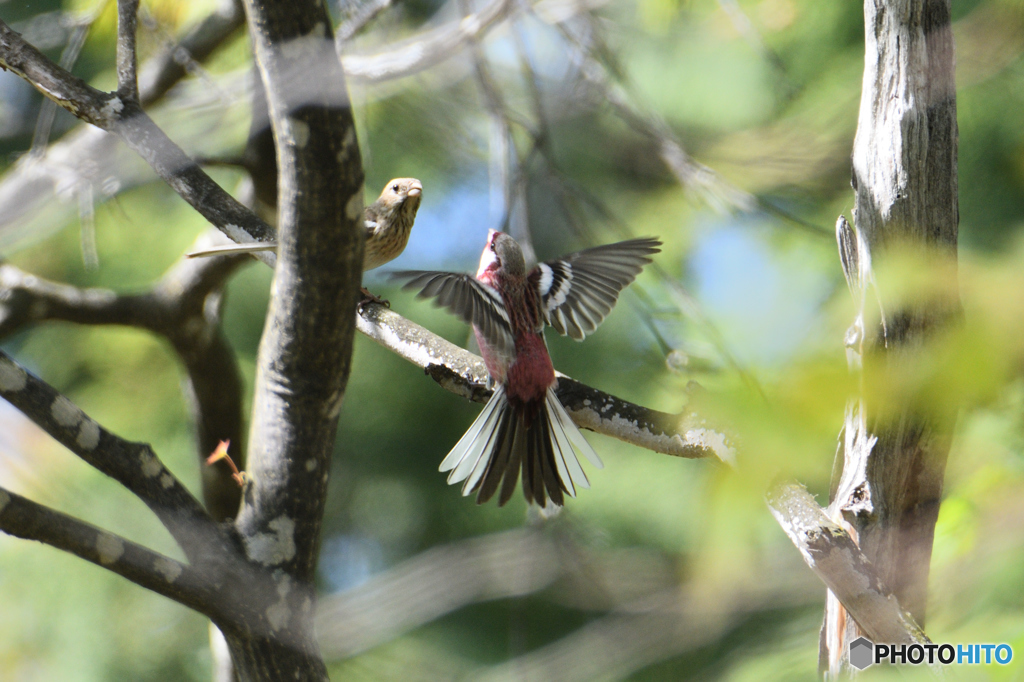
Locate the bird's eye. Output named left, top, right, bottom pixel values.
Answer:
left=391, top=184, right=400, bottom=192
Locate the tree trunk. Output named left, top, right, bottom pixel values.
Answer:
left=823, top=0, right=959, bottom=675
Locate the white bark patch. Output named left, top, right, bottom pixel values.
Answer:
left=223, top=224, right=249, bottom=244
left=102, top=96, right=124, bottom=119
left=0, top=489, right=9, bottom=513
left=0, top=359, right=27, bottom=392
left=686, top=427, right=735, bottom=465
left=266, top=600, right=290, bottom=632
left=266, top=575, right=293, bottom=631
left=154, top=557, right=182, bottom=582
left=160, top=473, right=175, bottom=489
left=244, top=515, right=297, bottom=566
left=96, top=533, right=124, bottom=565
left=76, top=419, right=100, bottom=450
left=139, top=450, right=163, bottom=478
left=287, top=118, right=310, bottom=148
left=51, top=395, right=82, bottom=427
left=346, top=190, right=364, bottom=220
left=305, top=459, right=317, bottom=472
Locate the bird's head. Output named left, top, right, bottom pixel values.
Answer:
left=477, top=230, right=525, bottom=279
left=379, top=178, right=423, bottom=216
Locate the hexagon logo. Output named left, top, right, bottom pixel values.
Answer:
left=849, top=637, right=874, bottom=670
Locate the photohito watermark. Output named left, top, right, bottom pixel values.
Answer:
left=848, top=637, right=1013, bottom=670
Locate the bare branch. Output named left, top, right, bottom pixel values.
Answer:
left=0, top=348, right=218, bottom=562
left=766, top=482, right=931, bottom=646
left=356, top=303, right=734, bottom=462
left=116, top=0, right=141, bottom=101
left=472, top=578, right=811, bottom=682
left=0, top=485, right=214, bottom=612
left=318, top=527, right=684, bottom=660
left=342, top=0, right=516, bottom=83
left=0, top=19, right=276, bottom=261
left=0, top=2, right=245, bottom=247
left=318, top=529, right=562, bottom=658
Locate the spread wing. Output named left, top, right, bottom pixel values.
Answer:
left=393, top=271, right=515, bottom=355
left=532, top=237, right=661, bottom=340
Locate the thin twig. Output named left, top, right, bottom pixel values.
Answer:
left=116, top=0, right=141, bottom=101
left=462, top=2, right=536, bottom=264
left=29, top=10, right=96, bottom=156
left=342, top=0, right=516, bottom=83
left=138, top=0, right=245, bottom=107
left=335, top=0, right=393, bottom=46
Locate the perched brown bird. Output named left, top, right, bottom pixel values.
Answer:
left=188, top=178, right=423, bottom=301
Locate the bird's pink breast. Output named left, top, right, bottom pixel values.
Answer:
left=504, top=333, right=555, bottom=405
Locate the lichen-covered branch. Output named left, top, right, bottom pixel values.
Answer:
left=0, top=348, right=218, bottom=563
left=0, top=234, right=249, bottom=521
left=766, top=483, right=930, bottom=647
left=356, top=303, right=733, bottom=462
left=0, top=485, right=214, bottom=612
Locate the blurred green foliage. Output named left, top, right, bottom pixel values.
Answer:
left=0, top=0, right=1022, bottom=679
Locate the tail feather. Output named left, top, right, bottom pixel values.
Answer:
left=522, top=421, right=543, bottom=506
left=464, top=406, right=511, bottom=497
left=474, top=407, right=516, bottom=503
left=535, top=411, right=565, bottom=507
left=548, top=387, right=603, bottom=469
left=438, top=385, right=599, bottom=506
left=497, top=434, right=524, bottom=506
left=546, top=396, right=587, bottom=493
left=441, top=385, right=506, bottom=474
left=186, top=242, right=278, bottom=258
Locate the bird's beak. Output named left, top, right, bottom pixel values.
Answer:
left=408, top=181, right=422, bottom=198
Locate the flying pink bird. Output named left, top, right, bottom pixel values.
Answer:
left=397, top=230, right=660, bottom=507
